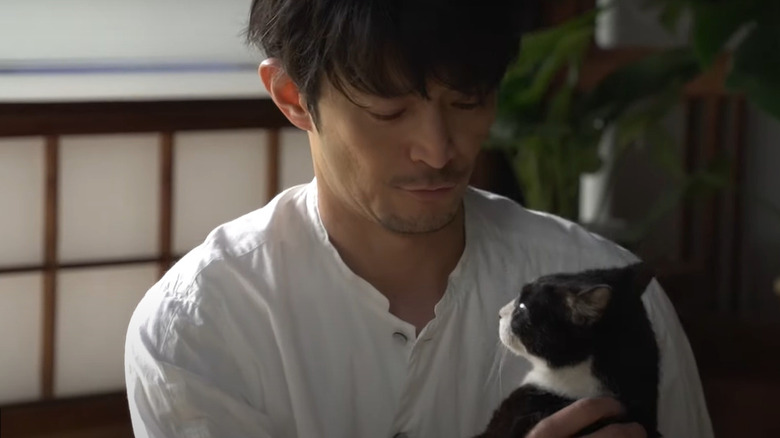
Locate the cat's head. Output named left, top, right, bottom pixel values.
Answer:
left=498, top=262, right=653, bottom=368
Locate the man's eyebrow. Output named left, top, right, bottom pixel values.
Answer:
left=347, top=93, right=412, bottom=110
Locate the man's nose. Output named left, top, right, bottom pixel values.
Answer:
left=409, top=107, right=454, bottom=169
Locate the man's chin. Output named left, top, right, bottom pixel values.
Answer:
left=377, top=206, right=462, bottom=235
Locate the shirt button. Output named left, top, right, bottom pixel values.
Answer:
left=392, top=331, right=408, bottom=343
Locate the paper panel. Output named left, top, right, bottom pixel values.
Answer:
left=173, top=129, right=268, bottom=254
left=54, top=264, right=157, bottom=397
left=0, top=273, right=42, bottom=405
left=59, top=134, right=159, bottom=262
left=279, top=128, right=314, bottom=191
left=0, top=138, right=44, bottom=267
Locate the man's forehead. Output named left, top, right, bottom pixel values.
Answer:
left=322, top=74, right=485, bottom=105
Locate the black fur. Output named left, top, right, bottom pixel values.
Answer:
left=475, top=262, right=661, bottom=438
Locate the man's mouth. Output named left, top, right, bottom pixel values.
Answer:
left=401, top=184, right=457, bottom=201
left=403, top=183, right=457, bottom=191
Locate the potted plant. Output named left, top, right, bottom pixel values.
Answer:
left=486, top=0, right=780, bottom=243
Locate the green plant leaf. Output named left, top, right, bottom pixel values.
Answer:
left=610, top=83, right=683, bottom=155
left=659, top=1, right=688, bottom=34
left=512, top=136, right=550, bottom=212
left=508, top=8, right=600, bottom=79
left=577, top=48, right=700, bottom=127
left=497, top=7, right=599, bottom=115
left=640, top=0, right=691, bottom=34
left=509, top=27, right=594, bottom=109
left=547, top=82, right=575, bottom=123
left=726, top=23, right=780, bottom=121
left=690, top=0, right=756, bottom=67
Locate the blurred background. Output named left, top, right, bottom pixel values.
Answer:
left=0, top=0, right=778, bottom=437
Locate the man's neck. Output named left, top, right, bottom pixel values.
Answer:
left=317, top=185, right=466, bottom=331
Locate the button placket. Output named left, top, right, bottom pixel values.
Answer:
left=392, top=331, right=409, bottom=344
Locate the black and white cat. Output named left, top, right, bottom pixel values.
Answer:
left=476, top=262, right=662, bottom=438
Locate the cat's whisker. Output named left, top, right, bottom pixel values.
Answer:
left=496, top=340, right=509, bottom=394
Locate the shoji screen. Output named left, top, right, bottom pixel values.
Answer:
left=0, top=123, right=312, bottom=405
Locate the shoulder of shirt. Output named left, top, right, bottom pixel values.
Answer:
left=465, top=186, right=640, bottom=270
left=144, top=182, right=314, bottom=305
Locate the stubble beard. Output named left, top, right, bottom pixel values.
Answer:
left=376, top=201, right=462, bottom=234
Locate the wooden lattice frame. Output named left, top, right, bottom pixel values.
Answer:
left=0, top=98, right=291, bottom=401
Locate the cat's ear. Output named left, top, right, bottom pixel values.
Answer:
left=569, top=285, right=612, bottom=325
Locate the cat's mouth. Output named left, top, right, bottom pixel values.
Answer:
left=498, top=300, right=527, bottom=356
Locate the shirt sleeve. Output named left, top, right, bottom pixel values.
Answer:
left=124, top=284, right=275, bottom=438
left=642, top=279, right=715, bottom=438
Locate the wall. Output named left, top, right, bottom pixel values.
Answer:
left=0, top=0, right=264, bottom=101
left=741, top=108, right=780, bottom=320
left=0, top=0, right=258, bottom=63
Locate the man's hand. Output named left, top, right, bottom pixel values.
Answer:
left=526, top=397, right=647, bottom=438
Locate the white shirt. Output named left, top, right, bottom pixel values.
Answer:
left=125, top=180, right=714, bottom=438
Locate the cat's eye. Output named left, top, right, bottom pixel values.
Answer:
left=517, top=302, right=527, bottom=311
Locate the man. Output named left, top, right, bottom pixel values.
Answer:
left=125, top=0, right=715, bottom=437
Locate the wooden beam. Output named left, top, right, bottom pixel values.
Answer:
left=159, top=132, right=174, bottom=279
left=0, top=391, right=132, bottom=438
left=542, top=0, right=594, bottom=26
left=0, top=99, right=291, bottom=138
left=41, top=135, right=59, bottom=399
left=729, top=98, right=747, bottom=310
left=266, top=128, right=281, bottom=201
left=700, top=96, right=726, bottom=309
left=578, top=47, right=659, bottom=91
left=579, top=48, right=735, bottom=96
left=685, top=53, right=733, bottom=96
left=680, top=98, right=699, bottom=261
left=0, top=256, right=185, bottom=276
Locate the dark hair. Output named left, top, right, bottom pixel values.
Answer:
left=245, top=0, right=533, bottom=124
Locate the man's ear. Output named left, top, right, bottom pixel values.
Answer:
left=259, top=58, right=314, bottom=131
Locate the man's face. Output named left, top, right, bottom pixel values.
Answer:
left=309, top=79, right=497, bottom=234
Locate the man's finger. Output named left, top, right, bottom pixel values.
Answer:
left=580, top=422, right=647, bottom=438
left=527, top=397, right=625, bottom=438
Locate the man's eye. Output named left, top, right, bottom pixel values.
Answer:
left=369, top=110, right=406, bottom=121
